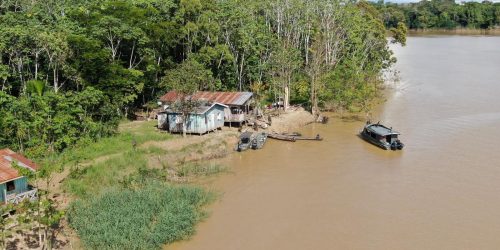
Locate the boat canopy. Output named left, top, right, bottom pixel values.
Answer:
left=366, top=124, right=400, bottom=136
left=240, top=131, right=253, bottom=139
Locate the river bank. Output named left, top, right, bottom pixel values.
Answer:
left=266, top=107, right=317, bottom=134
left=18, top=108, right=316, bottom=249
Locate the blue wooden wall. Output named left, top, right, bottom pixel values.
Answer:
left=166, top=104, right=226, bottom=134
left=0, top=177, right=29, bottom=202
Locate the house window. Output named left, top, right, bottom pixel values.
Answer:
left=6, top=181, right=15, bottom=192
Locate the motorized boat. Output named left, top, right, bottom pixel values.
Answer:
left=360, top=122, right=404, bottom=150
left=236, top=132, right=254, bottom=152
left=251, top=132, right=268, bottom=150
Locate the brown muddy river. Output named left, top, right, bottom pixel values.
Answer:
left=169, top=36, right=500, bottom=250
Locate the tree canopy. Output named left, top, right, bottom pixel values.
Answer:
left=0, top=0, right=402, bottom=157
left=373, top=0, right=500, bottom=30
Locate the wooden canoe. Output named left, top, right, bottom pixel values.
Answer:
left=294, top=136, right=323, bottom=141
left=268, top=133, right=296, bottom=142
left=268, top=133, right=323, bottom=142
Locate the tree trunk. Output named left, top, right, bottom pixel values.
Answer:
left=2, top=228, right=5, bottom=250
left=182, top=114, right=187, bottom=138
left=38, top=218, right=42, bottom=248
left=129, top=42, right=136, bottom=69
left=17, top=58, right=25, bottom=94
left=310, top=76, right=318, bottom=116
left=284, top=84, right=290, bottom=110
left=53, top=68, right=58, bottom=93
left=35, top=52, right=39, bottom=80
left=238, top=54, right=245, bottom=91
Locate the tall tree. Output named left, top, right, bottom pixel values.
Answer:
left=161, top=59, right=214, bottom=137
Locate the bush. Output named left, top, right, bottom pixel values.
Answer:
left=68, top=183, right=215, bottom=250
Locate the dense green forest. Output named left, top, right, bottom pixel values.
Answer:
left=0, top=0, right=403, bottom=157
left=373, top=0, right=500, bottom=29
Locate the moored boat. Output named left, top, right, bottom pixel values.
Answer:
left=294, top=135, right=323, bottom=141
left=236, top=132, right=254, bottom=152
left=268, top=133, right=296, bottom=142
left=360, top=122, right=404, bottom=150
left=251, top=132, right=268, bottom=149
left=268, top=132, right=323, bottom=142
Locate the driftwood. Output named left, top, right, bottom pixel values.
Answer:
left=316, top=115, right=329, bottom=124
left=247, top=119, right=269, bottom=129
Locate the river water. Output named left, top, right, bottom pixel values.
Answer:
left=169, top=36, right=500, bottom=250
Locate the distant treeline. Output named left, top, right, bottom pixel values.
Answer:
left=0, top=0, right=404, bottom=157
left=373, top=0, right=500, bottom=29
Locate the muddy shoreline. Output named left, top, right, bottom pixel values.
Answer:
left=264, top=107, right=316, bottom=134
left=28, top=108, right=316, bottom=249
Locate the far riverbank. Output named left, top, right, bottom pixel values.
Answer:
left=408, top=28, right=500, bottom=36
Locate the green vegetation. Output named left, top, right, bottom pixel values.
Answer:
left=65, top=150, right=149, bottom=198
left=0, top=1, right=404, bottom=248
left=60, top=121, right=228, bottom=248
left=373, top=0, right=500, bottom=30
left=68, top=183, right=215, bottom=250
left=177, top=163, right=227, bottom=178
left=45, top=120, right=171, bottom=167
left=0, top=88, right=118, bottom=158
left=1, top=0, right=402, bottom=155
left=0, top=193, right=65, bottom=249
left=64, top=141, right=227, bottom=199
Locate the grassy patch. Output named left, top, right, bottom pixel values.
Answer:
left=60, top=120, right=232, bottom=248
left=65, top=150, right=148, bottom=198
left=43, top=121, right=171, bottom=167
left=68, top=183, right=215, bottom=250
left=177, top=163, right=227, bottom=177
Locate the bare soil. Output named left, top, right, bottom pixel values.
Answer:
left=266, top=107, right=316, bottom=133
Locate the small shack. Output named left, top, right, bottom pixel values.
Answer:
left=158, top=102, right=228, bottom=135
left=159, top=91, right=254, bottom=125
left=0, top=149, right=38, bottom=204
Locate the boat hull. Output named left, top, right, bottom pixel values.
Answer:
left=268, top=133, right=296, bottom=142
left=251, top=132, right=268, bottom=150
left=360, top=131, right=390, bottom=150
left=237, top=143, right=251, bottom=152
left=236, top=132, right=255, bottom=152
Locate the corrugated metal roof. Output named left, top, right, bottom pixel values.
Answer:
left=159, top=91, right=181, bottom=103
left=0, top=148, right=38, bottom=183
left=166, top=102, right=228, bottom=115
left=160, top=91, right=253, bottom=106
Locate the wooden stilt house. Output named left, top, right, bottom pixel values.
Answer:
left=159, top=91, right=254, bottom=126
left=157, top=102, right=228, bottom=135
left=0, top=149, right=38, bottom=204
